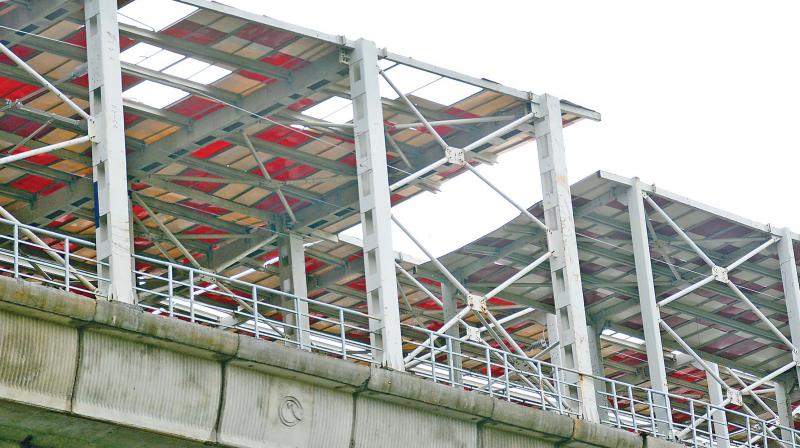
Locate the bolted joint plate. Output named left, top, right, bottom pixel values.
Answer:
left=87, top=118, right=98, bottom=143
left=464, top=325, right=482, bottom=343
left=445, top=146, right=465, bottom=165
left=466, top=293, right=487, bottom=314
left=712, top=265, right=729, bottom=283
left=726, top=388, right=743, bottom=406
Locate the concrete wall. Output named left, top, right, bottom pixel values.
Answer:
left=0, top=277, right=681, bottom=448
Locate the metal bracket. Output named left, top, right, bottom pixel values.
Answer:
left=339, top=48, right=351, bottom=65
left=712, top=265, right=729, bottom=283
left=465, top=325, right=482, bottom=343
left=726, top=388, right=743, bottom=406
left=466, top=293, right=487, bottom=314
left=445, top=146, right=465, bottom=165
left=87, top=118, right=97, bottom=143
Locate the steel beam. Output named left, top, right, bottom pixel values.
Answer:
left=778, top=227, right=800, bottom=386
left=21, top=49, right=345, bottom=226
left=627, top=178, right=672, bottom=436
left=534, top=94, right=598, bottom=422
left=349, top=39, right=403, bottom=370
left=279, top=231, right=311, bottom=350
left=0, top=1, right=74, bottom=45
left=84, top=0, right=134, bottom=303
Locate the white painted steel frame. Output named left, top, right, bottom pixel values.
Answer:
left=627, top=178, right=673, bottom=436
left=778, top=228, right=800, bottom=387
left=84, top=0, right=135, bottom=303
left=279, top=231, right=312, bottom=350
left=349, top=39, right=404, bottom=370
left=634, top=189, right=800, bottom=443
left=534, top=94, right=600, bottom=423
left=378, top=56, right=598, bottom=419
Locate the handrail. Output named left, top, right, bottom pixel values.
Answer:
left=0, top=221, right=797, bottom=448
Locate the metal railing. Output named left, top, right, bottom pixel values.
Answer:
left=403, top=324, right=800, bottom=448
left=0, top=222, right=798, bottom=448
left=132, top=254, right=381, bottom=362
left=401, top=323, right=582, bottom=417
left=0, top=217, right=107, bottom=297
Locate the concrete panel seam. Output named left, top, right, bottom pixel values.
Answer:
left=66, top=327, right=84, bottom=413
left=210, top=359, right=229, bottom=445
left=347, top=365, right=372, bottom=448
left=475, top=410, right=494, bottom=448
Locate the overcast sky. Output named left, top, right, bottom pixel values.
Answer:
left=217, top=1, right=800, bottom=259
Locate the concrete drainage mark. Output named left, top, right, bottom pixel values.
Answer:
left=279, top=396, right=304, bottom=427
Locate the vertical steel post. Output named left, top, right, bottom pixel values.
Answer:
left=534, top=94, right=598, bottom=422
left=441, top=280, right=463, bottom=384
left=588, top=323, right=610, bottom=422
left=707, top=362, right=731, bottom=448
left=627, top=178, right=672, bottom=436
left=778, top=228, right=800, bottom=385
left=775, top=381, right=794, bottom=443
left=84, top=0, right=134, bottom=303
left=349, top=39, right=404, bottom=370
left=279, top=231, right=311, bottom=350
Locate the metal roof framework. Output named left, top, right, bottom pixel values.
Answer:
left=0, top=1, right=798, bottom=446
left=419, top=171, right=800, bottom=438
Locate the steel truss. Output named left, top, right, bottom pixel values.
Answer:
left=0, top=2, right=796, bottom=448
left=375, top=64, right=599, bottom=420
left=626, top=187, right=800, bottom=445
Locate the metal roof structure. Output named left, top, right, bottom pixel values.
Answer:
left=420, top=171, right=800, bottom=409
left=0, top=2, right=798, bottom=447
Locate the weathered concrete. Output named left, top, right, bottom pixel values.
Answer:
left=0, top=277, right=685, bottom=448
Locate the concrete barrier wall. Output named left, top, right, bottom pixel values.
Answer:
left=0, top=277, right=682, bottom=448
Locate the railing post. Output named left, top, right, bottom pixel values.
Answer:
left=85, top=0, right=135, bottom=303
left=626, top=178, right=673, bottom=437
left=279, top=231, right=311, bottom=350
left=12, top=222, right=18, bottom=278
left=349, top=39, right=404, bottom=370
left=534, top=94, right=598, bottom=422
left=188, top=269, right=195, bottom=323
left=252, top=285, right=260, bottom=339
left=64, top=236, right=70, bottom=291
left=167, top=264, right=173, bottom=317
left=442, top=280, right=463, bottom=385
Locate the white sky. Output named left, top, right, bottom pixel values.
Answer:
left=215, top=1, right=800, bottom=259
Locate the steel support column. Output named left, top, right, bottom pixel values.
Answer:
left=84, top=0, right=134, bottom=303
left=775, top=381, right=794, bottom=443
left=441, top=280, right=463, bottom=384
left=627, top=178, right=672, bottom=436
left=279, top=231, right=311, bottom=350
left=587, top=323, right=609, bottom=422
left=534, top=94, right=598, bottom=422
left=707, top=362, right=731, bottom=448
left=349, top=39, right=403, bottom=370
left=778, top=228, right=800, bottom=385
